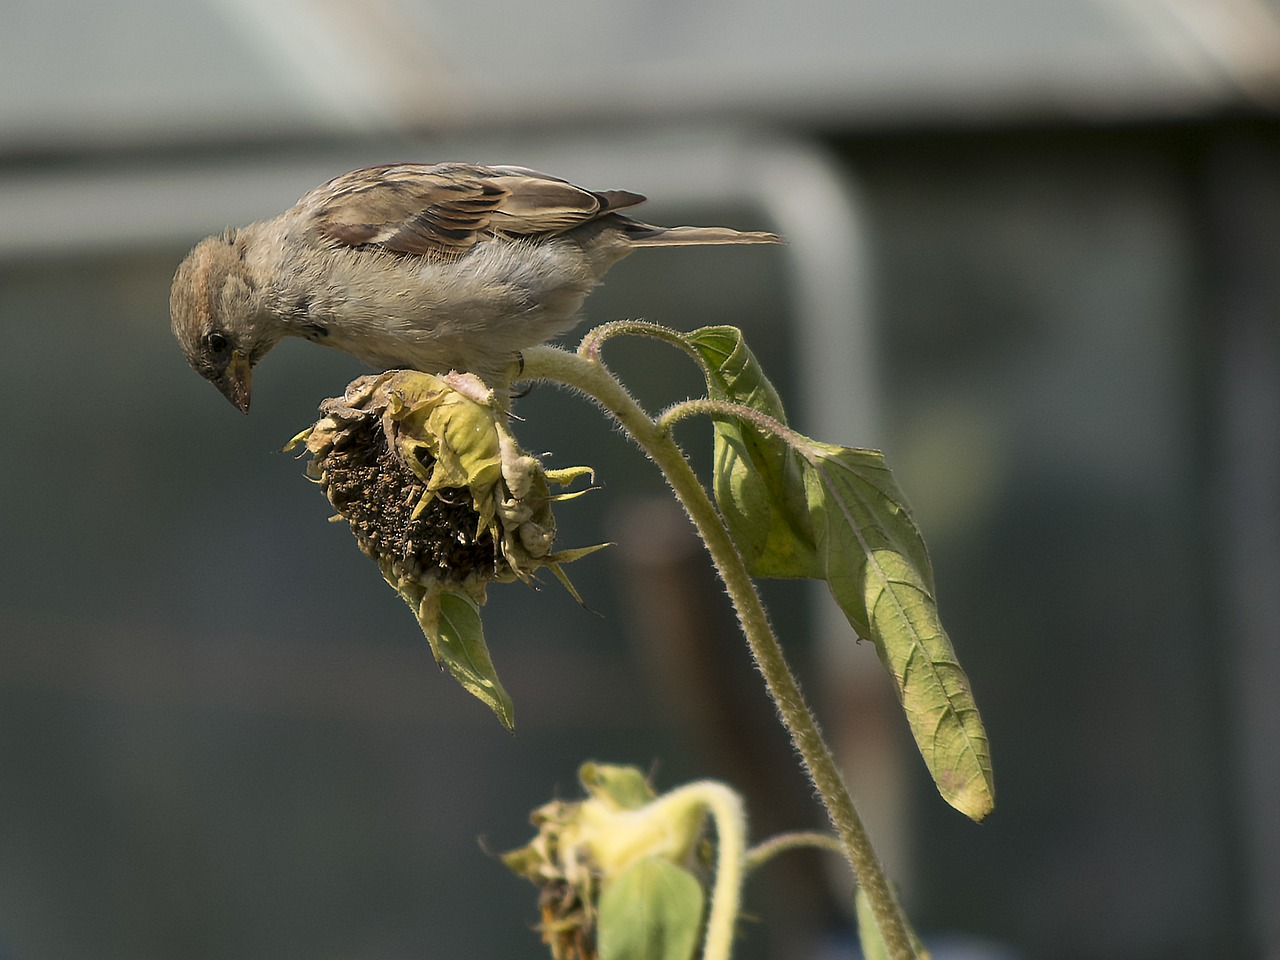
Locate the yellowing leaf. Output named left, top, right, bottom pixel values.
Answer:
left=802, top=440, right=994, bottom=821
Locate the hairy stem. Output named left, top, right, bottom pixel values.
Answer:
left=744, top=831, right=845, bottom=873
left=520, top=344, right=918, bottom=960
left=577, top=319, right=703, bottom=362
left=658, top=397, right=803, bottom=444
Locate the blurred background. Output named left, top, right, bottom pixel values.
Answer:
left=1, top=1, right=1278, bottom=958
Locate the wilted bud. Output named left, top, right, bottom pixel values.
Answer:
left=287, top=370, right=604, bottom=727
left=503, top=764, right=712, bottom=960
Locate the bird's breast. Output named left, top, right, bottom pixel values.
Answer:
left=274, top=236, right=606, bottom=377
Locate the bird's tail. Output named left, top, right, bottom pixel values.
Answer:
left=622, top=220, right=782, bottom=246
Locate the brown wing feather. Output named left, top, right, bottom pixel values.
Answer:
left=309, top=162, right=649, bottom=259
left=312, top=163, right=509, bottom=257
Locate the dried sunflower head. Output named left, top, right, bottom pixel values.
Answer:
left=287, top=370, right=603, bottom=728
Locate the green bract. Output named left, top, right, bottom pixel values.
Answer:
left=287, top=370, right=604, bottom=729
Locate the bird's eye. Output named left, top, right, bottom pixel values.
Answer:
left=204, top=331, right=229, bottom=354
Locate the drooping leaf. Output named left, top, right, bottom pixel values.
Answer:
left=598, top=858, right=705, bottom=960
left=801, top=440, right=994, bottom=821
left=433, top=590, right=515, bottom=731
left=683, top=326, right=820, bottom=578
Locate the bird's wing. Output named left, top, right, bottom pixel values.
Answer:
left=310, top=163, right=647, bottom=258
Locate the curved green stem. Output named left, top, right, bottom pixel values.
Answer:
left=652, top=781, right=747, bottom=960
left=744, top=831, right=845, bottom=873
left=578, top=319, right=704, bottom=363
left=520, top=344, right=918, bottom=960
left=657, top=397, right=804, bottom=445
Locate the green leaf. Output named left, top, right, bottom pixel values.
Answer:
left=379, top=566, right=516, bottom=731
left=854, top=887, right=891, bottom=960
left=855, top=886, right=932, bottom=960
left=801, top=440, right=994, bottom=821
left=683, top=326, right=820, bottom=578
left=434, top=590, right=516, bottom=731
left=598, top=858, right=705, bottom=960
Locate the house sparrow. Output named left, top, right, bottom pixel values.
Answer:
left=170, top=162, right=781, bottom=412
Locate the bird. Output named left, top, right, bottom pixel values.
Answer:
left=170, top=162, right=782, bottom=412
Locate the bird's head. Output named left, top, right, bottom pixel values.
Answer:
left=170, top=231, right=276, bottom=413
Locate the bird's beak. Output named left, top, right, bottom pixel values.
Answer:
left=216, top=349, right=253, bottom=414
